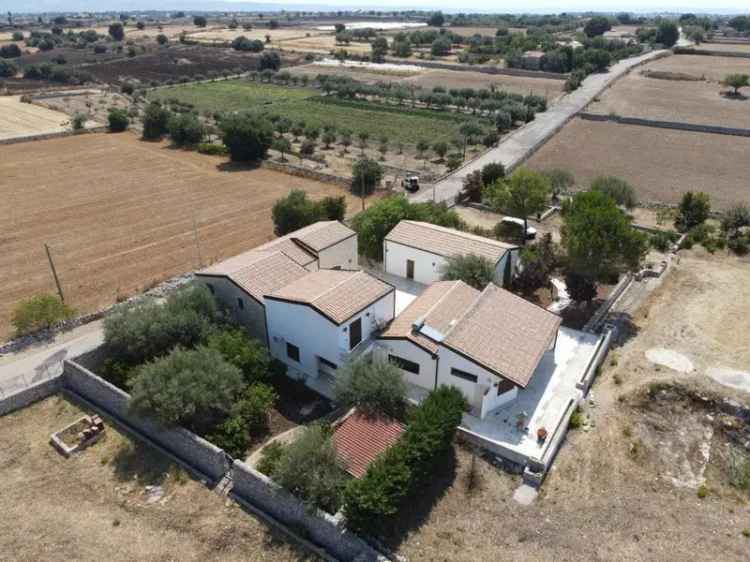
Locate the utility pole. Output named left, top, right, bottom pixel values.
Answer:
left=44, top=243, right=65, bottom=302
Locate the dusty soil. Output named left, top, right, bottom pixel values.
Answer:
left=392, top=251, right=750, bottom=561
left=34, top=90, right=129, bottom=127
left=643, top=54, right=750, bottom=82
left=0, top=396, right=315, bottom=562
left=0, top=96, right=79, bottom=140
left=587, top=70, right=750, bottom=128
left=526, top=118, right=750, bottom=210
left=0, top=132, right=364, bottom=341
left=699, top=42, right=750, bottom=54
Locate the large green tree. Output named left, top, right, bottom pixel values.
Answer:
left=440, top=254, right=496, bottom=290
left=561, top=190, right=648, bottom=285
left=334, top=359, right=407, bottom=419
left=486, top=167, right=551, bottom=246
left=219, top=113, right=273, bottom=162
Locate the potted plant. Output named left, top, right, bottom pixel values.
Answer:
left=537, top=427, right=548, bottom=443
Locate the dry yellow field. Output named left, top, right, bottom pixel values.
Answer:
left=280, top=35, right=372, bottom=55
left=0, top=96, right=76, bottom=141
left=190, top=26, right=319, bottom=45
left=699, top=42, right=750, bottom=54
left=0, top=133, right=363, bottom=340
left=644, top=54, right=750, bottom=82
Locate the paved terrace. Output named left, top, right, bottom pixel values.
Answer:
left=461, top=327, right=600, bottom=465
left=413, top=49, right=669, bottom=206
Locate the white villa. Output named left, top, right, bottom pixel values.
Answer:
left=383, top=220, right=519, bottom=287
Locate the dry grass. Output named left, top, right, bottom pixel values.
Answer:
left=0, top=96, right=75, bottom=140
left=0, top=395, right=317, bottom=562
left=699, top=42, right=750, bottom=54
left=644, top=54, right=750, bottom=82
left=526, top=118, right=750, bottom=210
left=587, top=71, right=750, bottom=128
left=189, top=26, right=319, bottom=45
left=279, top=35, right=372, bottom=55
left=0, top=133, right=363, bottom=340
left=393, top=252, right=750, bottom=562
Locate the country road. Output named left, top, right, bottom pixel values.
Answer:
left=413, top=48, right=670, bottom=205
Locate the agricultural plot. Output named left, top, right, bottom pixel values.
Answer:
left=287, top=62, right=421, bottom=85
left=0, top=96, right=85, bottom=141
left=0, top=133, right=361, bottom=341
left=148, top=80, right=491, bottom=144
left=587, top=71, right=750, bottom=129
left=643, top=54, right=750, bottom=82
left=697, top=42, right=750, bottom=54
left=279, top=35, right=373, bottom=55
left=189, top=26, right=319, bottom=45
left=526, top=118, right=750, bottom=210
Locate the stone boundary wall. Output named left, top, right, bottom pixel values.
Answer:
left=63, top=359, right=230, bottom=481
left=583, top=273, right=633, bottom=333
left=261, top=160, right=351, bottom=188
left=31, top=89, right=102, bottom=101
left=383, top=57, right=569, bottom=80
left=579, top=112, right=750, bottom=138
left=0, top=127, right=107, bottom=146
left=230, top=460, right=381, bottom=562
left=674, top=47, right=750, bottom=59
left=0, top=376, right=62, bottom=416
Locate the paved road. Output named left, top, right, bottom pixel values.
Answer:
left=414, top=49, right=669, bottom=205
left=0, top=321, right=104, bottom=398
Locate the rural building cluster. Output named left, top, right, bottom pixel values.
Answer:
left=1, top=7, right=749, bottom=562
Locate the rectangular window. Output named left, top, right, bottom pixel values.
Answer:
left=206, top=283, right=215, bottom=295
left=451, top=367, right=478, bottom=384
left=286, top=343, right=300, bottom=362
left=237, top=297, right=244, bottom=310
left=318, top=356, right=337, bottom=370
left=389, top=354, right=420, bottom=375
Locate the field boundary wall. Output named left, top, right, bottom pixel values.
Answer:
left=578, top=112, right=750, bottom=138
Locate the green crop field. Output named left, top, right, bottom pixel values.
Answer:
left=148, top=80, right=490, bottom=145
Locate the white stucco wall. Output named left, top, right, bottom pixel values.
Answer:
left=317, top=235, right=358, bottom=270
left=196, top=275, right=268, bottom=344
left=265, top=290, right=395, bottom=382
left=384, top=240, right=448, bottom=285
left=375, top=338, right=437, bottom=392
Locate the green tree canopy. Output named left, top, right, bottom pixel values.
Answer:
left=141, top=101, right=171, bottom=140
left=561, top=190, right=648, bottom=283
left=675, top=191, right=711, bottom=232
left=440, top=254, right=496, bottom=290
left=371, top=36, right=388, bottom=63
left=334, top=359, right=407, bottom=419
left=584, top=16, right=612, bottom=37
left=351, top=157, right=383, bottom=196
left=723, top=73, right=749, bottom=95
left=590, top=176, right=638, bottom=209
left=207, top=329, right=271, bottom=385
left=12, top=294, right=76, bottom=336
left=656, top=21, right=679, bottom=47
left=272, top=189, right=346, bottom=235
left=486, top=167, right=551, bottom=245
left=219, top=112, right=273, bottom=162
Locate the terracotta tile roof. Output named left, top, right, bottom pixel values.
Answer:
left=381, top=281, right=560, bottom=387
left=385, top=221, right=516, bottom=264
left=443, top=284, right=561, bottom=388
left=333, top=411, right=405, bottom=478
left=380, top=281, right=478, bottom=354
left=286, top=220, right=355, bottom=252
left=197, top=251, right=309, bottom=302
left=267, top=269, right=393, bottom=325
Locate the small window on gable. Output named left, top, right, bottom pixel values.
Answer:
left=451, top=367, right=478, bottom=384
left=287, top=343, right=300, bottom=362
left=237, top=297, right=244, bottom=310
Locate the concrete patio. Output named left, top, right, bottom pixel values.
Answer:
left=460, top=327, right=602, bottom=467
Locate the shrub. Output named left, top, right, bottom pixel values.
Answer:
left=334, top=359, right=407, bottom=419
left=272, top=424, right=349, bottom=513
left=721, top=205, right=750, bottom=237
left=512, top=234, right=557, bottom=294
left=207, top=329, right=271, bottom=384
left=650, top=230, right=679, bottom=252
left=141, top=102, right=171, bottom=140
left=231, top=382, right=277, bottom=433
left=208, top=415, right=249, bottom=458
left=108, top=22, right=125, bottom=41
left=232, top=36, right=264, bottom=52
left=351, top=157, right=383, bottom=196
left=12, top=294, right=76, bottom=336
left=128, top=346, right=245, bottom=432
left=167, top=113, right=204, bottom=147
left=103, top=285, right=221, bottom=367
left=259, top=51, right=281, bottom=71
left=0, top=44, right=22, bottom=58
left=343, top=386, right=466, bottom=532
left=675, top=191, right=710, bottom=232
left=257, top=441, right=286, bottom=475
left=542, top=168, right=575, bottom=198
left=0, top=59, right=17, bottom=77
left=219, top=112, right=273, bottom=162
left=197, top=143, right=228, bottom=155
left=569, top=407, right=585, bottom=429
left=591, top=176, right=637, bottom=209
left=156, top=34, right=168, bottom=45
left=458, top=170, right=483, bottom=203
left=272, top=190, right=346, bottom=235
left=727, top=234, right=750, bottom=255
left=481, top=162, right=505, bottom=187
left=299, top=138, right=315, bottom=156
left=445, top=153, right=463, bottom=171
left=107, top=108, right=129, bottom=132
left=71, top=113, right=87, bottom=131
left=565, top=272, right=597, bottom=304
left=440, top=253, right=496, bottom=290
left=120, top=82, right=134, bottom=95
left=12, top=31, right=24, bottom=41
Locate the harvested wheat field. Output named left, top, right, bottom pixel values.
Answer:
left=401, top=68, right=567, bottom=100
left=280, top=35, right=373, bottom=55
left=643, top=54, right=750, bottom=82
left=527, top=118, right=750, bottom=209
left=698, top=42, right=750, bottom=54
left=0, top=133, right=362, bottom=341
left=0, top=96, right=78, bottom=141
left=190, top=27, right=318, bottom=45
left=0, top=396, right=315, bottom=562
left=587, top=71, right=750, bottom=129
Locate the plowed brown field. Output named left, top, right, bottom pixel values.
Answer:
left=0, top=133, right=360, bottom=340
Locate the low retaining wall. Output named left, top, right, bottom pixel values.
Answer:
left=261, top=160, right=351, bottom=188
left=579, top=112, right=750, bottom=138
left=583, top=273, right=633, bottom=333
left=231, top=460, right=380, bottom=562
left=674, top=47, right=750, bottom=59
left=577, top=329, right=613, bottom=393
left=63, top=359, right=229, bottom=482
left=0, top=127, right=106, bottom=146
left=0, top=376, right=62, bottom=416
